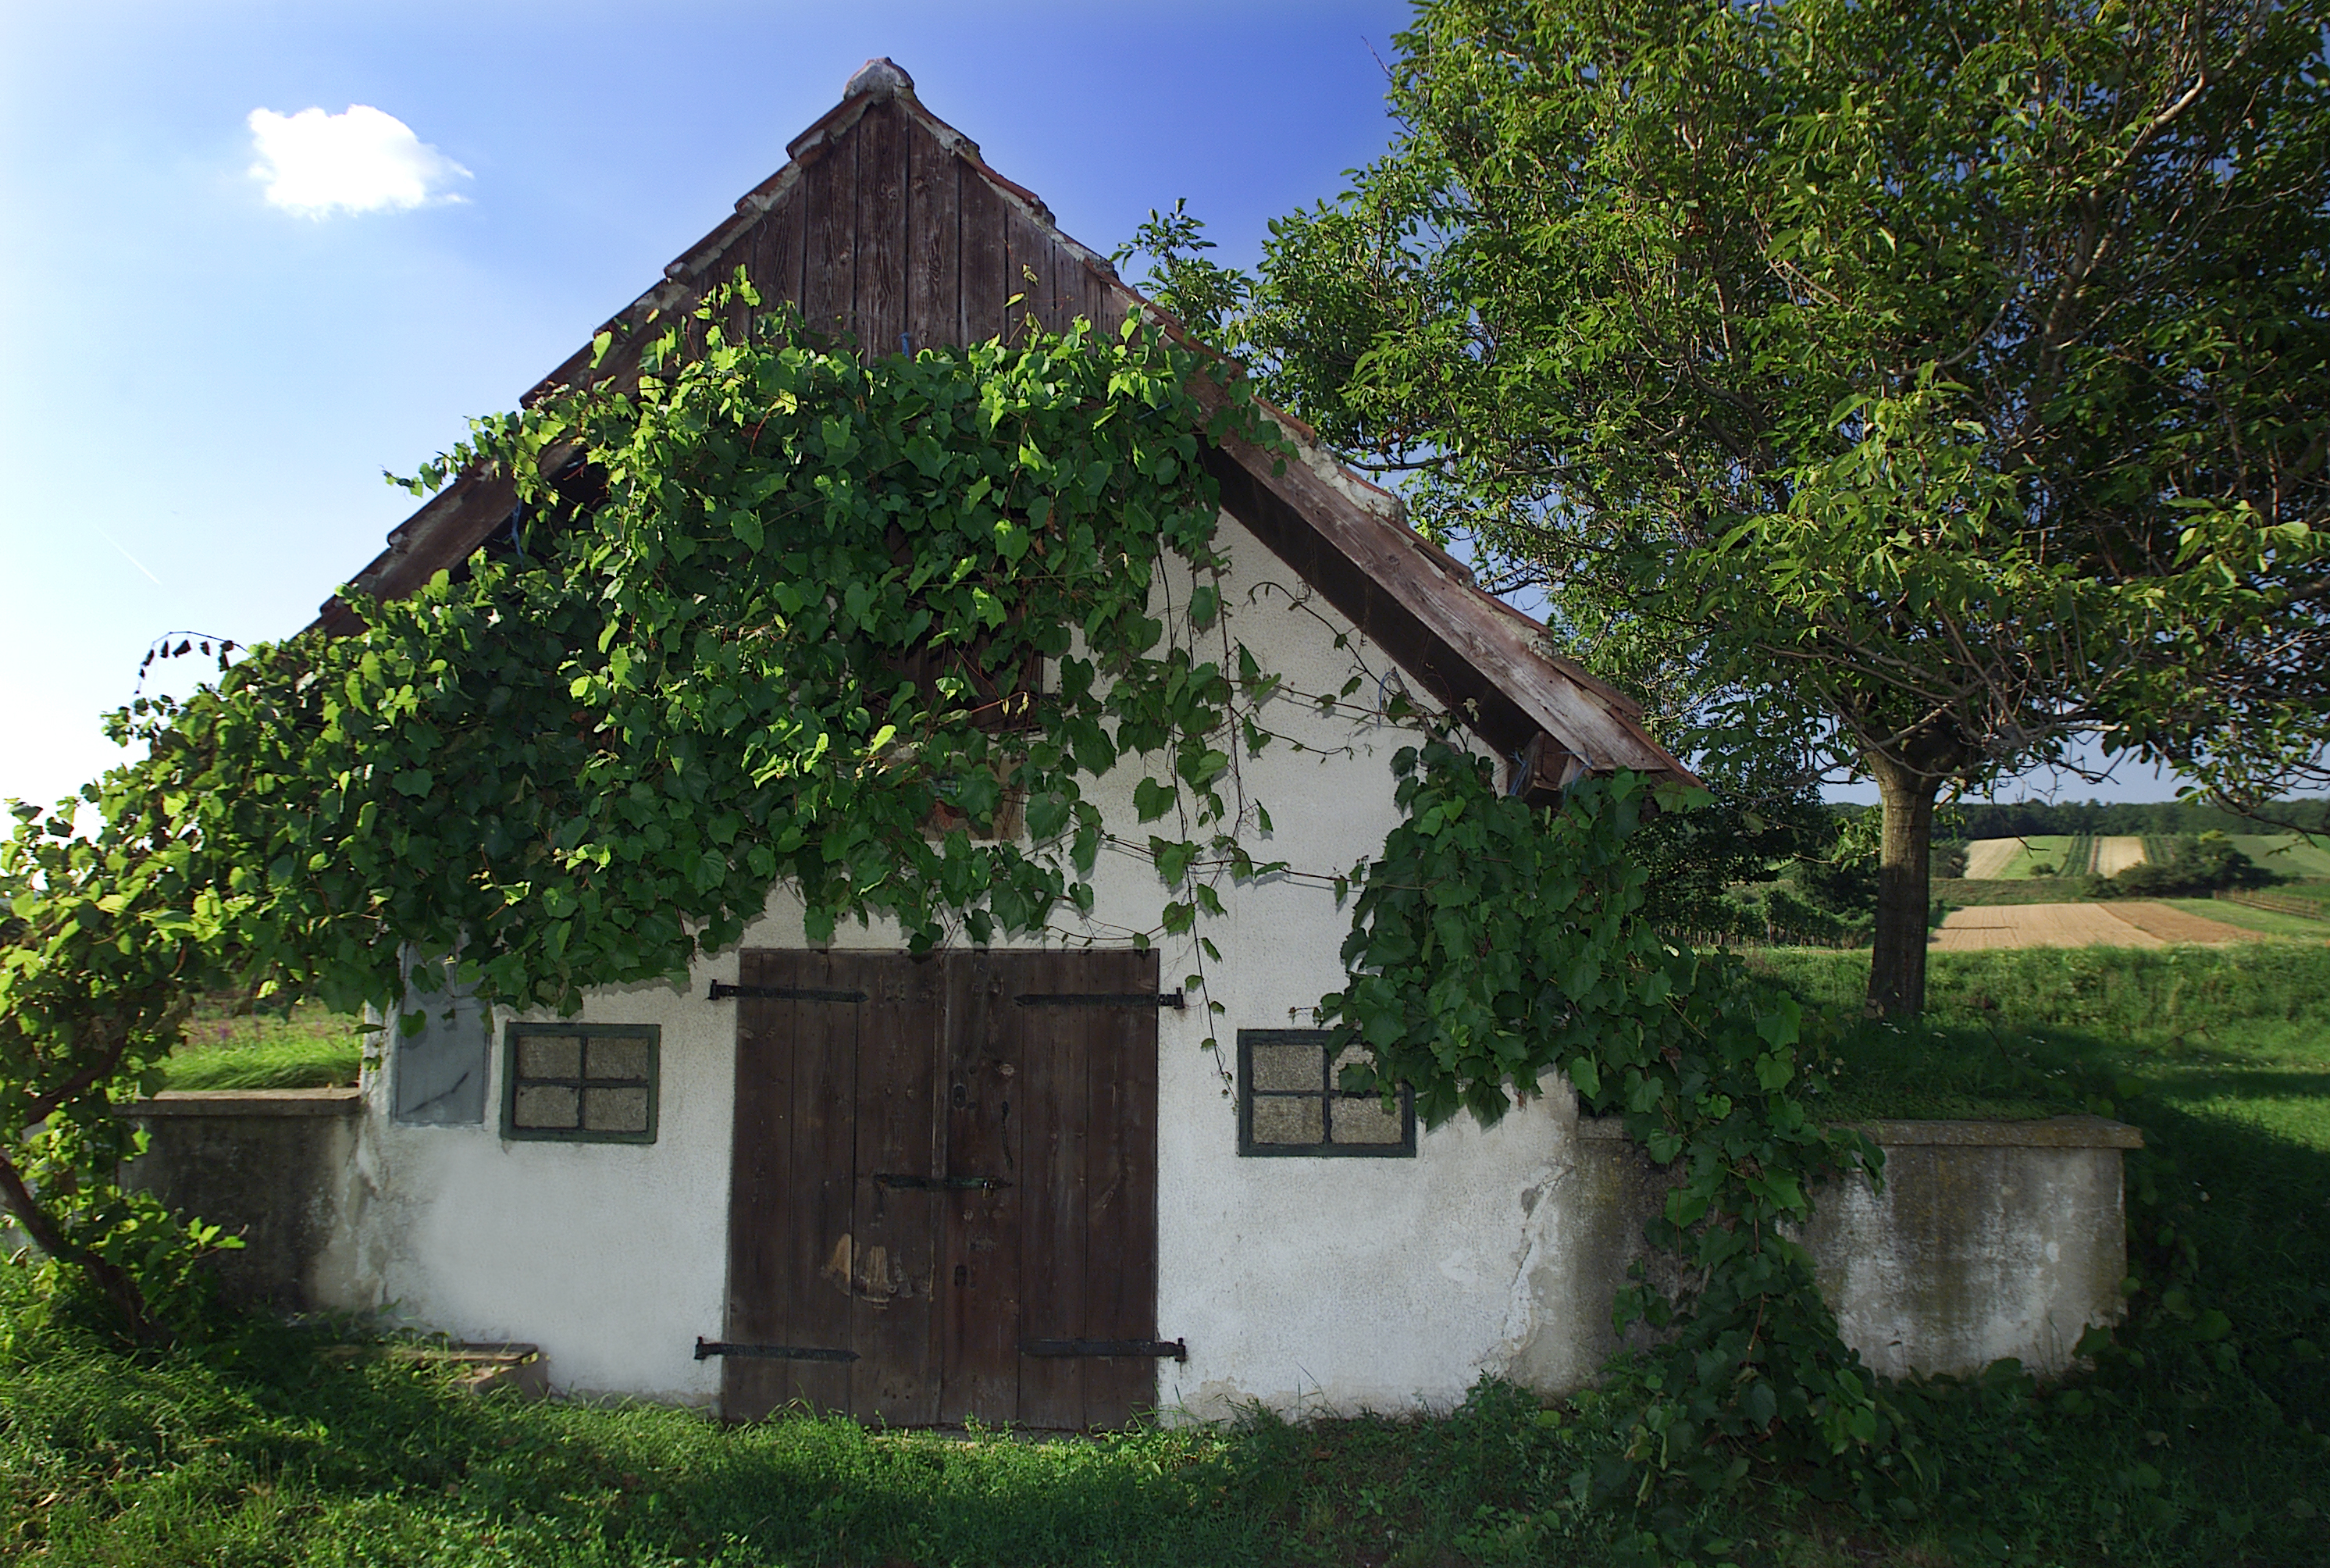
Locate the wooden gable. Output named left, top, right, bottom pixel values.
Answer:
left=315, top=59, right=1692, bottom=786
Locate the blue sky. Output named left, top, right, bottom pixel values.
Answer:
left=0, top=1, right=2177, bottom=812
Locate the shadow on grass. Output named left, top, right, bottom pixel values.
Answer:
left=1747, top=946, right=2330, bottom=1565
left=0, top=1293, right=1612, bottom=1568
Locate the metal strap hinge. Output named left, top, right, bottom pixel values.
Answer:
left=1014, top=990, right=1185, bottom=1010
left=708, top=982, right=868, bottom=1003
left=874, top=1173, right=1012, bottom=1191
left=1021, top=1337, right=1188, bottom=1362
left=694, top=1337, right=857, bottom=1363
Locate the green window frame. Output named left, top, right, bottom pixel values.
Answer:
left=501, top=1023, right=659, bottom=1144
left=1238, top=1029, right=1415, bottom=1157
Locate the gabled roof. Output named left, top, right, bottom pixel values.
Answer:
left=315, top=59, right=1691, bottom=784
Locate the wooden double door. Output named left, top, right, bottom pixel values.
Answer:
left=722, top=948, right=1163, bottom=1428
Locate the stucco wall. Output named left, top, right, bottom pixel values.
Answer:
left=328, top=506, right=1498, bottom=1406
left=1513, top=1115, right=2140, bottom=1392
left=271, top=507, right=2137, bottom=1414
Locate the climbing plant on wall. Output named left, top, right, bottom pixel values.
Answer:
left=5, top=281, right=1890, bottom=1518
left=0, top=287, right=1280, bottom=1334
left=1324, top=739, right=1890, bottom=1509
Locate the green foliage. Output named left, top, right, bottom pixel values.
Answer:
left=1177, top=0, right=2330, bottom=1014
left=0, top=294, right=1279, bottom=1334
left=1323, top=738, right=1887, bottom=1500
left=2086, top=835, right=2276, bottom=899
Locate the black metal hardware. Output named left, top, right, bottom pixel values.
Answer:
left=873, top=1173, right=1012, bottom=1191
left=694, top=1337, right=857, bottom=1363
left=1014, top=990, right=1185, bottom=1010
left=1021, top=1338, right=1188, bottom=1362
left=708, top=982, right=868, bottom=1003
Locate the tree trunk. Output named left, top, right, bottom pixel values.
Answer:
left=0, top=1145, right=159, bottom=1342
left=1865, top=753, right=1940, bottom=1017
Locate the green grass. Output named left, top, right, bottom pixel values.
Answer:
left=7, top=948, right=2328, bottom=1566
left=2225, top=833, right=2330, bottom=879
left=159, top=1000, right=365, bottom=1091
left=1932, top=875, right=2096, bottom=907
left=2161, top=896, right=2330, bottom=940
left=1760, top=941, right=2330, bottom=1128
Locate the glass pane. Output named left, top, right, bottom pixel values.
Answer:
left=517, top=1035, right=581, bottom=1081
left=513, top=1083, right=579, bottom=1130
left=1251, top=1096, right=1324, bottom=1146
left=1331, top=1095, right=1405, bottom=1145
left=582, top=1086, right=650, bottom=1135
left=585, top=1037, right=650, bottom=1083
left=1250, top=1042, right=1323, bottom=1092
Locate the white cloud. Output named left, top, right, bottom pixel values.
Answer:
left=246, top=105, right=470, bottom=217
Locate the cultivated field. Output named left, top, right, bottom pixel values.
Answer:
left=1961, top=834, right=2109, bottom=878
left=2091, top=834, right=2148, bottom=875
left=1929, top=899, right=2263, bottom=950
left=1959, top=836, right=2023, bottom=878
left=2227, top=832, right=2330, bottom=878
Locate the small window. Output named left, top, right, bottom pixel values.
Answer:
left=1238, top=1030, right=1415, bottom=1157
left=502, top=1024, right=658, bottom=1144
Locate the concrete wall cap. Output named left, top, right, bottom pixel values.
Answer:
left=121, top=1087, right=364, bottom=1118
left=1578, top=1112, right=2141, bottom=1149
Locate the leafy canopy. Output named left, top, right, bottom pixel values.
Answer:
left=1128, top=0, right=2330, bottom=1017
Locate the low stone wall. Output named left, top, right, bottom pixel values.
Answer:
left=1517, top=1114, right=2140, bottom=1391
left=117, top=1091, right=2137, bottom=1403
left=119, top=1089, right=369, bottom=1312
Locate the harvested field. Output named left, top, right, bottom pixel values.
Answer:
left=1932, top=903, right=2161, bottom=950
left=1931, top=900, right=2261, bottom=950
left=2107, top=900, right=2275, bottom=945
left=2092, top=836, right=2149, bottom=876
left=1961, top=837, right=2024, bottom=879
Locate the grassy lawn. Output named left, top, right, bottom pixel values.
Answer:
left=5, top=947, right=2327, bottom=1566
left=157, top=1000, right=365, bottom=1092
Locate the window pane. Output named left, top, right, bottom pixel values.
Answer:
left=518, top=1034, right=582, bottom=1081
left=586, top=1038, right=650, bottom=1082
left=1251, top=1096, right=1324, bottom=1145
left=1332, top=1095, right=1405, bottom=1145
left=1251, top=1042, right=1322, bottom=1092
left=513, top=1083, right=579, bottom=1130
left=582, top=1085, right=650, bottom=1134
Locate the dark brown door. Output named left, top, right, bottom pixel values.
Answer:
left=724, top=948, right=1160, bottom=1428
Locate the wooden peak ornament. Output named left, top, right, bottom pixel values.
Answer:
left=844, top=58, right=914, bottom=102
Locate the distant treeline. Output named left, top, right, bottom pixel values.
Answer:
left=1924, top=799, right=2330, bottom=839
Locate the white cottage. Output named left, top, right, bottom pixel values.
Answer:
left=272, top=61, right=2129, bottom=1425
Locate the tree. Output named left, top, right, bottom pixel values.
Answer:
left=1143, top=0, right=2330, bottom=1013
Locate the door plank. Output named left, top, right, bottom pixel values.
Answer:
left=723, top=949, right=790, bottom=1421
left=846, top=951, right=944, bottom=1424
left=937, top=951, right=1024, bottom=1424
left=725, top=950, right=859, bottom=1419
left=1081, top=948, right=1163, bottom=1426
left=1014, top=950, right=1092, bottom=1428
